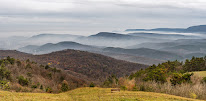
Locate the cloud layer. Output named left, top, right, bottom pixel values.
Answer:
left=0, top=0, right=206, bottom=36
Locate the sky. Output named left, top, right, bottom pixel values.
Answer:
left=0, top=0, right=206, bottom=37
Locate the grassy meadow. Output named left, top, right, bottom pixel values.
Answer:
left=0, top=87, right=202, bottom=101
left=192, top=71, right=206, bottom=77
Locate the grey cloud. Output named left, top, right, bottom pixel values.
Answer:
left=0, top=0, right=206, bottom=37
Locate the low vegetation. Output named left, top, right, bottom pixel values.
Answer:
left=103, top=57, right=206, bottom=100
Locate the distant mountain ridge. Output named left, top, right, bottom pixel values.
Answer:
left=126, top=25, right=206, bottom=33
left=103, top=47, right=183, bottom=61
left=18, top=41, right=100, bottom=54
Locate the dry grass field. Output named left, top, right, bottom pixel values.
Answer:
left=192, top=71, right=206, bottom=77
left=0, top=87, right=202, bottom=101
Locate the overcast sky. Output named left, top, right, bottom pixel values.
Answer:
left=0, top=0, right=206, bottom=37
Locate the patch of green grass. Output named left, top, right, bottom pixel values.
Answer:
left=0, top=87, right=202, bottom=101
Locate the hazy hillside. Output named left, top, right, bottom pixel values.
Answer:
left=103, top=47, right=183, bottom=61
left=18, top=41, right=101, bottom=54
left=0, top=34, right=82, bottom=50
left=75, top=32, right=167, bottom=48
left=128, top=32, right=198, bottom=39
left=125, top=25, right=206, bottom=33
left=99, top=52, right=165, bottom=65
left=18, top=41, right=165, bottom=65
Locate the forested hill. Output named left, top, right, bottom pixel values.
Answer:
left=0, top=50, right=147, bottom=82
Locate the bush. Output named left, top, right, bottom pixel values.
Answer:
left=31, top=85, right=37, bottom=89
left=18, top=76, right=29, bottom=86
left=190, top=92, right=197, bottom=99
left=143, top=67, right=167, bottom=83
left=0, top=80, right=10, bottom=90
left=132, top=86, right=138, bottom=91
left=0, top=66, right=11, bottom=80
left=170, top=73, right=183, bottom=86
left=170, top=73, right=193, bottom=86
left=27, top=72, right=32, bottom=77
left=47, top=73, right=52, bottom=79
left=16, top=60, right=22, bottom=66
left=60, top=76, right=64, bottom=81
left=89, top=82, right=95, bottom=87
left=45, top=65, right=50, bottom=69
left=6, top=56, right=15, bottom=65
left=26, top=59, right=30, bottom=63
left=26, top=64, right=32, bottom=69
left=40, top=85, right=43, bottom=90
left=61, top=80, right=69, bottom=92
left=202, top=77, right=206, bottom=83
left=120, top=86, right=127, bottom=91
left=46, top=87, right=52, bottom=93
left=139, top=85, right=146, bottom=91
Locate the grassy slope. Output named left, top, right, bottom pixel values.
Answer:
left=192, top=71, right=206, bottom=77
left=0, top=87, right=201, bottom=101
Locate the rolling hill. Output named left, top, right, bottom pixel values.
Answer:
left=0, top=57, right=87, bottom=93
left=99, top=52, right=165, bottom=65
left=18, top=41, right=165, bottom=65
left=103, top=47, right=183, bottom=61
left=18, top=41, right=100, bottom=54
left=0, top=50, right=147, bottom=82
left=75, top=32, right=166, bottom=48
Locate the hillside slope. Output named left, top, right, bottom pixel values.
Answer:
left=103, top=47, right=183, bottom=61
left=0, top=87, right=200, bottom=101
left=0, top=50, right=147, bottom=82
left=0, top=57, right=87, bottom=93
left=18, top=41, right=100, bottom=54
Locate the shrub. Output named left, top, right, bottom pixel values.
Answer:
left=31, top=85, right=37, bottom=89
left=170, top=73, right=193, bottom=86
left=26, top=64, right=32, bottom=69
left=190, top=92, right=197, bottom=99
left=18, top=76, right=29, bottom=86
left=46, top=87, right=52, bottom=93
left=143, top=67, right=167, bottom=83
left=0, top=80, right=10, bottom=90
left=27, top=72, right=32, bottom=77
left=182, top=73, right=193, bottom=83
left=16, top=60, right=22, bottom=66
left=45, top=65, right=50, bottom=69
left=6, top=56, right=15, bottom=65
left=170, top=73, right=183, bottom=86
left=40, top=85, right=43, bottom=90
left=0, top=66, right=11, bottom=80
left=4, top=70, right=11, bottom=80
left=89, top=82, right=95, bottom=87
left=103, top=75, right=118, bottom=87
left=120, top=86, right=127, bottom=91
left=26, top=59, right=30, bottom=63
left=60, top=76, right=64, bottom=81
left=139, top=85, right=146, bottom=91
left=132, top=86, right=138, bottom=91
left=61, top=80, right=69, bottom=92
left=202, top=77, right=206, bottom=83
left=47, top=73, right=52, bottom=79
